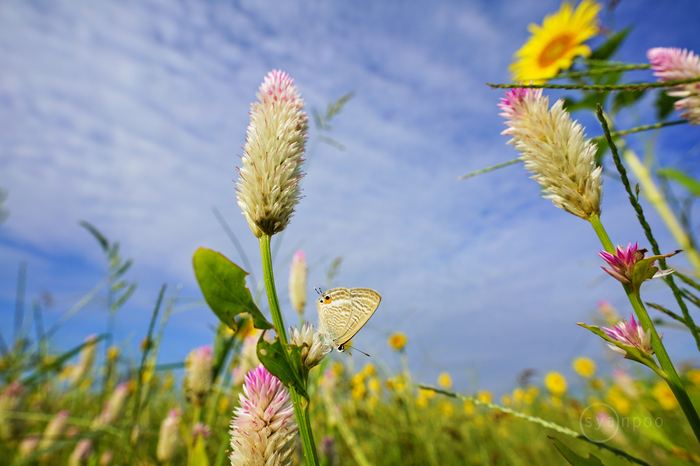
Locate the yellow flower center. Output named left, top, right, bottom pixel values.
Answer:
left=538, top=34, right=574, bottom=68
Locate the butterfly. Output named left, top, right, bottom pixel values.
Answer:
left=315, top=287, right=381, bottom=353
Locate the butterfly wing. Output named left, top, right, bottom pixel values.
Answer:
left=316, top=287, right=353, bottom=344
left=332, top=288, right=381, bottom=347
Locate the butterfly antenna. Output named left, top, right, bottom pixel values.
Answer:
left=314, top=287, right=324, bottom=296
left=347, top=345, right=371, bottom=357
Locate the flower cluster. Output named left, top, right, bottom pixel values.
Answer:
left=598, top=242, right=679, bottom=290
left=290, top=323, right=330, bottom=371
left=185, top=345, right=213, bottom=405
left=236, top=70, right=308, bottom=238
left=648, top=47, right=700, bottom=125
left=500, top=87, right=602, bottom=219
left=230, top=365, right=298, bottom=466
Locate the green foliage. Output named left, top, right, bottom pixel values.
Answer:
left=192, top=248, right=273, bottom=332
left=589, top=27, right=633, bottom=61
left=550, top=437, right=607, bottom=466
left=256, top=334, right=309, bottom=399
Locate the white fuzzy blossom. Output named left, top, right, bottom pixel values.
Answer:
left=500, top=87, right=603, bottom=219
left=290, top=323, right=331, bottom=371
left=236, top=70, right=308, bottom=237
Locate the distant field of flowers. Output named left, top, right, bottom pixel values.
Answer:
left=4, top=0, right=700, bottom=464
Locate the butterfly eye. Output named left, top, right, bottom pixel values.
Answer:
left=324, top=295, right=332, bottom=304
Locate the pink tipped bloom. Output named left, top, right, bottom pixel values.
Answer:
left=598, top=242, right=642, bottom=287
left=68, top=438, right=93, bottom=466
left=289, top=250, right=308, bottom=315
left=156, top=408, right=181, bottom=462
left=93, top=382, right=130, bottom=428
left=236, top=70, right=308, bottom=238
left=603, top=313, right=655, bottom=356
left=500, top=87, right=602, bottom=219
left=648, top=47, right=700, bottom=125
left=598, top=242, right=678, bottom=289
left=186, top=345, right=213, bottom=404
left=230, top=365, right=298, bottom=466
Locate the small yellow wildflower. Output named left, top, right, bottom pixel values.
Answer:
left=501, top=394, right=512, bottom=407
left=510, top=0, right=602, bottom=82
left=218, top=396, right=230, bottom=414
left=368, top=396, right=378, bottom=409
left=368, top=377, right=382, bottom=395
left=331, top=362, right=344, bottom=377
left=605, top=386, right=630, bottom=416
left=652, top=381, right=678, bottom=410
left=386, top=376, right=406, bottom=393
left=419, top=388, right=436, bottom=400
left=550, top=396, right=563, bottom=408
left=107, top=347, right=120, bottom=363
left=687, top=369, right=700, bottom=387
left=351, top=373, right=365, bottom=386
left=544, top=372, right=567, bottom=397
left=351, top=383, right=366, bottom=400
left=464, top=400, right=475, bottom=415
left=572, top=357, right=596, bottom=378
left=416, top=393, right=429, bottom=409
left=388, top=332, right=407, bottom=351
left=477, top=390, right=493, bottom=404
left=361, top=363, right=376, bottom=378
left=590, top=377, right=605, bottom=391
left=512, top=387, right=525, bottom=404
left=438, top=372, right=452, bottom=390
left=524, top=386, right=540, bottom=404
left=439, top=400, right=454, bottom=417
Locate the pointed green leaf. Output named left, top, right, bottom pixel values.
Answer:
left=549, top=437, right=607, bottom=465
left=657, top=168, right=700, bottom=196
left=655, top=90, right=680, bottom=121
left=590, top=27, right=632, bottom=61
left=612, top=88, right=645, bottom=114
left=193, top=248, right=273, bottom=331
left=79, top=220, right=109, bottom=252
left=256, top=333, right=308, bottom=399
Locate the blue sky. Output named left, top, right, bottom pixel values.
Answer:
left=1, top=0, right=700, bottom=395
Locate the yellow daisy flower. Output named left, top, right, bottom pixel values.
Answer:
left=438, top=372, right=452, bottom=390
left=544, top=371, right=567, bottom=397
left=388, top=332, right=407, bottom=351
left=572, top=357, right=596, bottom=378
left=510, top=0, right=602, bottom=83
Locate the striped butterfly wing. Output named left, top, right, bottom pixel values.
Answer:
left=317, top=287, right=381, bottom=349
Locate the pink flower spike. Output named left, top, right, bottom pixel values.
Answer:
left=648, top=47, right=700, bottom=125
left=603, top=313, right=656, bottom=356
left=598, top=242, right=641, bottom=287
left=229, top=365, right=297, bottom=465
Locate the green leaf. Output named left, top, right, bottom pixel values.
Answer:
left=655, top=90, right=680, bottom=121
left=657, top=168, right=700, bottom=196
left=549, top=437, right=607, bottom=465
left=256, top=333, right=308, bottom=399
left=612, top=88, right=645, bottom=114
left=193, top=248, right=273, bottom=332
left=190, top=435, right=211, bottom=466
left=111, top=282, right=137, bottom=312
left=590, top=27, right=632, bottom=61
left=79, top=220, right=109, bottom=251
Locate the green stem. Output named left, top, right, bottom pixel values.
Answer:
left=588, top=213, right=700, bottom=444
left=259, top=234, right=319, bottom=466
left=627, top=291, right=700, bottom=443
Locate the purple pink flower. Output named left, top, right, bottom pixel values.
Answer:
left=603, top=313, right=655, bottom=356
left=648, top=47, right=700, bottom=125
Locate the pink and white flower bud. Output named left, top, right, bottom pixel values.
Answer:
left=39, top=410, right=70, bottom=460
left=648, top=47, right=700, bottom=125
left=71, top=335, right=98, bottom=386
left=236, top=70, right=308, bottom=237
left=157, top=408, right=181, bottom=462
left=186, top=346, right=213, bottom=404
left=0, top=381, right=25, bottom=440
left=290, top=323, right=331, bottom=370
left=289, top=250, right=308, bottom=315
left=230, top=365, right=298, bottom=465
left=68, top=438, right=92, bottom=466
left=500, top=87, right=602, bottom=220
left=93, top=382, right=130, bottom=428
